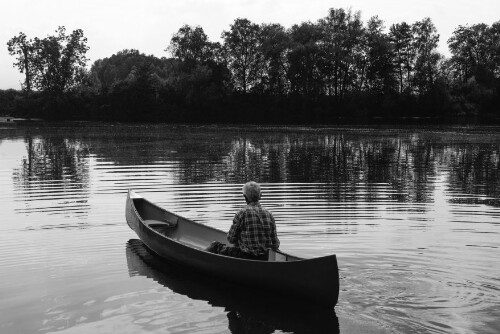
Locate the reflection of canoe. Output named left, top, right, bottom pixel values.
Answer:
left=126, top=239, right=339, bottom=333
left=125, top=190, right=339, bottom=307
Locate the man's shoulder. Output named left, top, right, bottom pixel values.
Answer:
left=233, top=206, right=247, bottom=219
left=258, top=205, right=272, bottom=214
left=236, top=203, right=273, bottom=216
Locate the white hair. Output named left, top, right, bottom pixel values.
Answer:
left=242, top=181, right=261, bottom=202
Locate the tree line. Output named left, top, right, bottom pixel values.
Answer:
left=2, top=8, right=500, bottom=123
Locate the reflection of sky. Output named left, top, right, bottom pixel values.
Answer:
left=0, top=140, right=29, bottom=219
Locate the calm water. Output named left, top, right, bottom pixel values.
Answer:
left=0, top=123, right=499, bottom=334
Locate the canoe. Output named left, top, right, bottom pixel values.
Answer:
left=125, top=190, right=339, bottom=307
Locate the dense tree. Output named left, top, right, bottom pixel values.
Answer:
left=222, top=18, right=262, bottom=93
left=167, top=25, right=230, bottom=107
left=29, top=27, right=90, bottom=95
left=363, top=16, right=397, bottom=93
left=389, top=22, right=415, bottom=94
left=445, top=22, right=500, bottom=117
left=412, top=18, right=440, bottom=94
left=167, top=25, right=218, bottom=65
left=107, top=61, right=164, bottom=120
left=4, top=8, right=500, bottom=123
left=492, top=22, right=500, bottom=79
left=287, top=22, right=324, bottom=96
left=448, top=22, right=500, bottom=85
left=6, top=27, right=90, bottom=119
left=90, top=49, right=168, bottom=93
left=7, top=32, right=34, bottom=92
left=319, top=8, right=365, bottom=99
left=7, top=27, right=90, bottom=96
left=258, top=23, right=291, bottom=94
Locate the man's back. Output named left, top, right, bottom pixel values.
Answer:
left=228, top=202, right=280, bottom=256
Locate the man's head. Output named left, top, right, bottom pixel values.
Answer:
left=242, top=181, right=261, bottom=203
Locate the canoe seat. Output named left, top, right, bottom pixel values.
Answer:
left=268, top=250, right=287, bottom=262
left=144, top=219, right=177, bottom=228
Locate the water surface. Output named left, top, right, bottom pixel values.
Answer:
left=0, top=123, right=499, bottom=333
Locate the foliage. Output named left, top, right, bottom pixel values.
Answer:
left=363, top=16, right=397, bottom=94
left=287, top=21, right=325, bottom=96
left=90, top=49, right=168, bottom=93
left=222, top=18, right=263, bottom=93
left=7, top=32, right=34, bottom=92
left=448, top=22, right=500, bottom=84
left=7, top=27, right=89, bottom=96
left=5, top=10, right=500, bottom=123
left=258, top=23, right=291, bottom=94
left=412, top=18, right=440, bottom=94
left=389, top=22, right=414, bottom=94
left=167, top=25, right=218, bottom=65
left=319, top=8, right=365, bottom=99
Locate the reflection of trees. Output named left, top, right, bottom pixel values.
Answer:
left=13, top=135, right=91, bottom=216
left=75, top=126, right=440, bottom=206
left=387, top=138, right=437, bottom=203
left=13, top=125, right=498, bottom=210
left=14, top=137, right=90, bottom=183
left=174, top=137, right=234, bottom=184
left=171, top=130, right=499, bottom=206
left=216, top=133, right=439, bottom=204
left=448, top=145, right=500, bottom=206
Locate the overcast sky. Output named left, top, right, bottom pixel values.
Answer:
left=1, top=0, right=499, bottom=90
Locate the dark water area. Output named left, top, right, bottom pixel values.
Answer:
left=0, top=123, right=499, bottom=333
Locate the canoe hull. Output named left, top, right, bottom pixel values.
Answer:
left=126, top=190, right=339, bottom=307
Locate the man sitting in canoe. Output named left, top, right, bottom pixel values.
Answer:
left=206, top=181, right=280, bottom=260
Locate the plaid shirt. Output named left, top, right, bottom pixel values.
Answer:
left=228, top=202, right=280, bottom=256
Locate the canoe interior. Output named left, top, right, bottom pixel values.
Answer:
left=132, top=197, right=301, bottom=262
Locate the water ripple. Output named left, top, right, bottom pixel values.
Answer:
left=1, top=125, right=500, bottom=334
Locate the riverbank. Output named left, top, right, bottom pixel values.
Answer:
left=1, top=88, right=499, bottom=125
